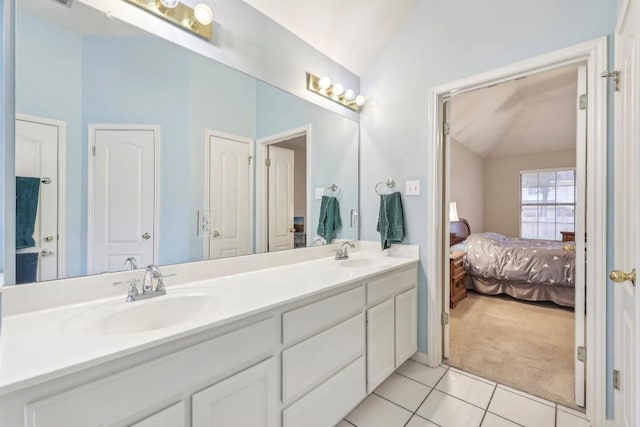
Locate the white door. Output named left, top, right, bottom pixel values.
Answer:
left=395, top=287, right=418, bottom=367
left=268, top=146, right=294, bottom=252
left=15, top=119, right=59, bottom=281
left=443, top=99, right=452, bottom=359
left=91, top=128, right=156, bottom=273
left=130, top=402, right=185, bottom=427
left=612, top=0, right=639, bottom=425
left=574, top=64, right=587, bottom=407
left=192, top=358, right=278, bottom=427
left=367, top=298, right=395, bottom=392
left=208, top=135, right=251, bottom=259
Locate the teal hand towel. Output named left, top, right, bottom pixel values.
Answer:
left=317, top=196, right=342, bottom=243
left=377, top=191, right=405, bottom=249
left=16, top=176, right=41, bottom=250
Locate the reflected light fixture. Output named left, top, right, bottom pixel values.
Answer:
left=307, top=73, right=367, bottom=112
left=124, top=0, right=213, bottom=40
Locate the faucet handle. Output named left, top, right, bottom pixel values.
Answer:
left=125, top=279, right=140, bottom=302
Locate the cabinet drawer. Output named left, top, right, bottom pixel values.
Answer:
left=282, top=313, right=364, bottom=403
left=367, top=267, right=417, bottom=306
left=452, top=275, right=465, bottom=293
left=283, top=286, right=364, bottom=345
left=283, top=356, right=365, bottom=427
left=452, top=257, right=464, bottom=277
left=25, top=318, right=277, bottom=427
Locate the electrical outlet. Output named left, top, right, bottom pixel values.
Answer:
left=406, top=180, right=421, bottom=196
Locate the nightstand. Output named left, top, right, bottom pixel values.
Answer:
left=450, top=251, right=467, bottom=308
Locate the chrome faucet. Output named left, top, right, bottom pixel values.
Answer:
left=120, top=264, right=173, bottom=302
left=335, top=241, right=356, bottom=260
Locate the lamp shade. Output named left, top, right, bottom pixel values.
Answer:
left=449, top=202, right=459, bottom=222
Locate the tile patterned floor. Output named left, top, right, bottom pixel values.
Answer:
left=341, top=359, right=590, bottom=427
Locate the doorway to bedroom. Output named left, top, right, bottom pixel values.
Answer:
left=443, top=63, right=586, bottom=410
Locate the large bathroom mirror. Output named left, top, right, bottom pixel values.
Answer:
left=13, top=0, right=359, bottom=284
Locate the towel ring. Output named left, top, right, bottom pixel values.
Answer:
left=326, top=184, right=342, bottom=198
left=375, top=179, right=395, bottom=195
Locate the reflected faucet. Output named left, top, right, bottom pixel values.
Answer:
left=124, top=257, right=137, bottom=270
left=335, top=241, right=356, bottom=260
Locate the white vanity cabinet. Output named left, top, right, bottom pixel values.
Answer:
left=366, top=267, right=418, bottom=392
left=192, top=358, right=278, bottom=427
left=130, top=402, right=186, bottom=427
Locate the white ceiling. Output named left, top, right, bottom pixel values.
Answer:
left=241, top=0, right=417, bottom=75
left=451, top=64, right=580, bottom=159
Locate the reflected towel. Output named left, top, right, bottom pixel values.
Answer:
left=16, top=176, right=41, bottom=250
left=317, top=196, right=342, bottom=243
left=377, top=192, right=405, bottom=250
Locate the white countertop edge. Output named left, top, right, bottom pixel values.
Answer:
left=0, top=248, right=418, bottom=396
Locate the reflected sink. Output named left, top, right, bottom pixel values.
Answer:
left=61, top=293, right=216, bottom=335
left=337, top=257, right=391, bottom=269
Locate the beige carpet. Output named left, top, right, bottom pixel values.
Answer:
left=447, top=291, right=577, bottom=409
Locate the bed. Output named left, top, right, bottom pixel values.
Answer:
left=450, top=219, right=576, bottom=308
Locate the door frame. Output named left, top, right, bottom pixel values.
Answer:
left=255, top=125, right=311, bottom=253
left=15, top=113, right=67, bottom=280
left=425, top=37, right=608, bottom=425
left=87, top=124, right=161, bottom=273
left=202, top=129, right=255, bottom=259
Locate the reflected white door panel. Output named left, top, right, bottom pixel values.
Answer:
left=268, top=146, right=294, bottom=252
left=91, top=128, right=156, bottom=274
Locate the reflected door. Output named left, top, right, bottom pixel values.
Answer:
left=208, top=134, right=251, bottom=259
left=90, top=127, right=156, bottom=273
left=267, top=146, right=294, bottom=251
left=15, top=118, right=59, bottom=281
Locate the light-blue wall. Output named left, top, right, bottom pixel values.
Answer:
left=359, top=0, right=617, bottom=413
left=15, top=13, right=83, bottom=277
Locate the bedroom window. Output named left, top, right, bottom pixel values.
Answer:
left=520, top=169, right=575, bottom=241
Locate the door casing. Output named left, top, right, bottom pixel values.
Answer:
left=426, top=37, right=608, bottom=425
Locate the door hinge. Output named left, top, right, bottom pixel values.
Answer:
left=578, top=94, right=587, bottom=110
left=443, top=122, right=451, bottom=136
left=601, top=71, right=620, bottom=91
left=613, top=369, right=621, bottom=390
left=577, top=346, right=586, bottom=362
left=265, top=158, right=271, bottom=167
left=441, top=312, right=449, bottom=326
left=92, top=146, right=96, bottom=156
left=248, top=156, right=253, bottom=166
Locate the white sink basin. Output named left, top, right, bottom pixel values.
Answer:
left=337, top=257, right=391, bottom=269
left=61, top=292, right=216, bottom=335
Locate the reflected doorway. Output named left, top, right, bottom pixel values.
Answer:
left=256, top=126, right=310, bottom=253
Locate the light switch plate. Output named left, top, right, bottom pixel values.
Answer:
left=406, top=180, right=421, bottom=196
left=315, top=188, right=324, bottom=200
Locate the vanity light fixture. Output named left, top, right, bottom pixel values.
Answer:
left=307, top=73, right=366, bottom=112
left=124, top=0, right=213, bottom=40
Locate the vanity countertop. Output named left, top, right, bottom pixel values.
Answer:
left=0, top=248, right=418, bottom=396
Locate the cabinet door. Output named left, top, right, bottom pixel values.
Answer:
left=192, top=358, right=277, bottom=427
left=130, top=402, right=185, bottom=427
left=395, top=287, right=418, bottom=368
left=367, top=298, right=395, bottom=392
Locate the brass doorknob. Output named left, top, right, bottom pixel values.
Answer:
left=44, top=235, right=54, bottom=242
left=213, top=230, right=220, bottom=237
left=289, top=227, right=296, bottom=233
left=609, top=268, right=636, bottom=285
left=142, top=232, right=151, bottom=240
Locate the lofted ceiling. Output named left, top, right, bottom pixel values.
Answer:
left=241, top=0, right=417, bottom=75
left=451, top=64, right=581, bottom=159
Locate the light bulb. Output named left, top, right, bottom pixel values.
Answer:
left=318, top=76, right=331, bottom=90
left=332, top=83, right=344, bottom=96
left=158, top=0, right=179, bottom=8
left=344, top=89, right=356, bottom=101
left=355, top=95, right=366, bottom=107
left=193, top=3, right=213, bottom=25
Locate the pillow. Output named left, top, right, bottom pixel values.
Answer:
left=450, top=241, right=466, bottom=252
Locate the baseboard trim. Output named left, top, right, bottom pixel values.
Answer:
left=409, top=352, right=431, bottom=366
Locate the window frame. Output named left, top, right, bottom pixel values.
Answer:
left=519, top=167, right=576, bottom=241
